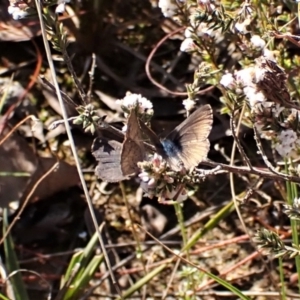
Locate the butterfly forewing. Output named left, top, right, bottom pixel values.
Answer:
left=160, top=105, right=213, bottom=170
left=166, top=104, right=213, bottom=142
left=121, top=139, right=144, bottom=175
left=121, top=109, right=145, bottom=176
left=138, top=119, right=165, bottom=156
left=175, top=105, right=212, bottom=169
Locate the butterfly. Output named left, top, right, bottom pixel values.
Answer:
left=139, top=104, right=213, bottom=171
left=92, top=109, right=145, bottom=182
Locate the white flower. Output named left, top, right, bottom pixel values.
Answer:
left=8, top=6, right=29, bottom=20
left=56, top=3, right=66, bottom=13
left=251, top=35, right=266, bottom=49
left=254, top=66, right=266, bottom=82
left=180, top=38, right=197, bottom=52
left=158, top=0, right=178, bottom=17
left=198, top=0, right=216, bottom=12
left=139, top=172, right=150, bottom=182
left=294, top=197, right=300, bottom=207
left=243, top=87, right=266, bottom=107
left=235, top=18, right=251, bottom=34
left=236, top=67, right=255, bottom=87
left=273, top=104, right=285, bottom=118
left=182, top=99, right=196, bottom=111
left=184, top=27, right=193, bottom=38
left=297, top=164, right=300, bottom=176
left=55, top=0, right=70, bottom=13
left=116, top=92, right=153, bottom=114
left=220, top=73, right=235, bottom=89
left=196, top=22, right=215, bottom=37
left=263, top=49, right=276, bottom=61
left=275, top=129, right=300, bottom=158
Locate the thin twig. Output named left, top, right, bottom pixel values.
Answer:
left=230, top=109, right=253, bottom=169
left=40, top=76, right=77, bottom=107
left=145, top=26, right=214, bottom=96
left=253, top=125, right=291, bottom=180
left=87, top=53, right=97, bottom=102
left=0, top=162, right=59, bottom=245
left=61, top=48, right=87, bottom=104
left=35, top=1, right=123, bottom=297
left=0, top=115, right=38, bottom=147
left=201, top=159, right=300, bottom=183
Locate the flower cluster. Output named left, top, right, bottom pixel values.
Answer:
left=8, top=1, right=34, bottom=20
left=158, top=0, right=181, bottom=18
left=138, top=154, right=188, bottom=203
left=234, top=2, right=254, bottom=34
left=116, top=92, right=153, bottom=118
left=7, top=0, right=70, bottom=19
left=182, top=98, right=196, bottom=112
left=220, top=53, right=300, bottom=159
left=180, top=4, right=221, bottom=53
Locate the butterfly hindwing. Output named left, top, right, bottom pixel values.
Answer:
left=92, top=109, right=145, bottom=182
left=92, top=138, right=128, bottom=182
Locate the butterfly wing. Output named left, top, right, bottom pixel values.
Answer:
left=138, top=119, right=165, bottom=156
left=164, top=104, right=213, bottom=170
left=92, top=137, right=128, bottom=182
left=121, top=109, right=145, bottom=176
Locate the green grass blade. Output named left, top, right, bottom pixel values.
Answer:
left=3, top=209, right=29, bottom=300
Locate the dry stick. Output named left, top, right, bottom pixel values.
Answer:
left=230, top=105, right=277, bottom=291
left=230, top=108, right=253, bottom=169
left=40, top=76, right=78, bottom=107
left=34, top=1, right=122, bottom=297
left=229, top=103, right=252, bottom=250
left=0, top=162, right=59, bottom=245
left=145, top=26, right=214, bottom=96
left=0, top=36, right=42, bottom=137
left=162, top=184, right=195, bottom=300
left=119, top=183, right=152, bottom=299
left=197, top=251, right=261, bottom=291
left=113, top=234, right=249, bottom=275
left=252, top=125, right=291, bottom=179
left=61, top=46, right=87, bottom=105
left=162, top=259, right=181, bottom=300
left=5, top=269, right=52, bottom=300
left=113, top=40, right=181, bottom=87
left=202, top=159, right=300, bottom=183
left=87, top=53, right=96, bottom=102
left=0, top=115, right=38, bottom=147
